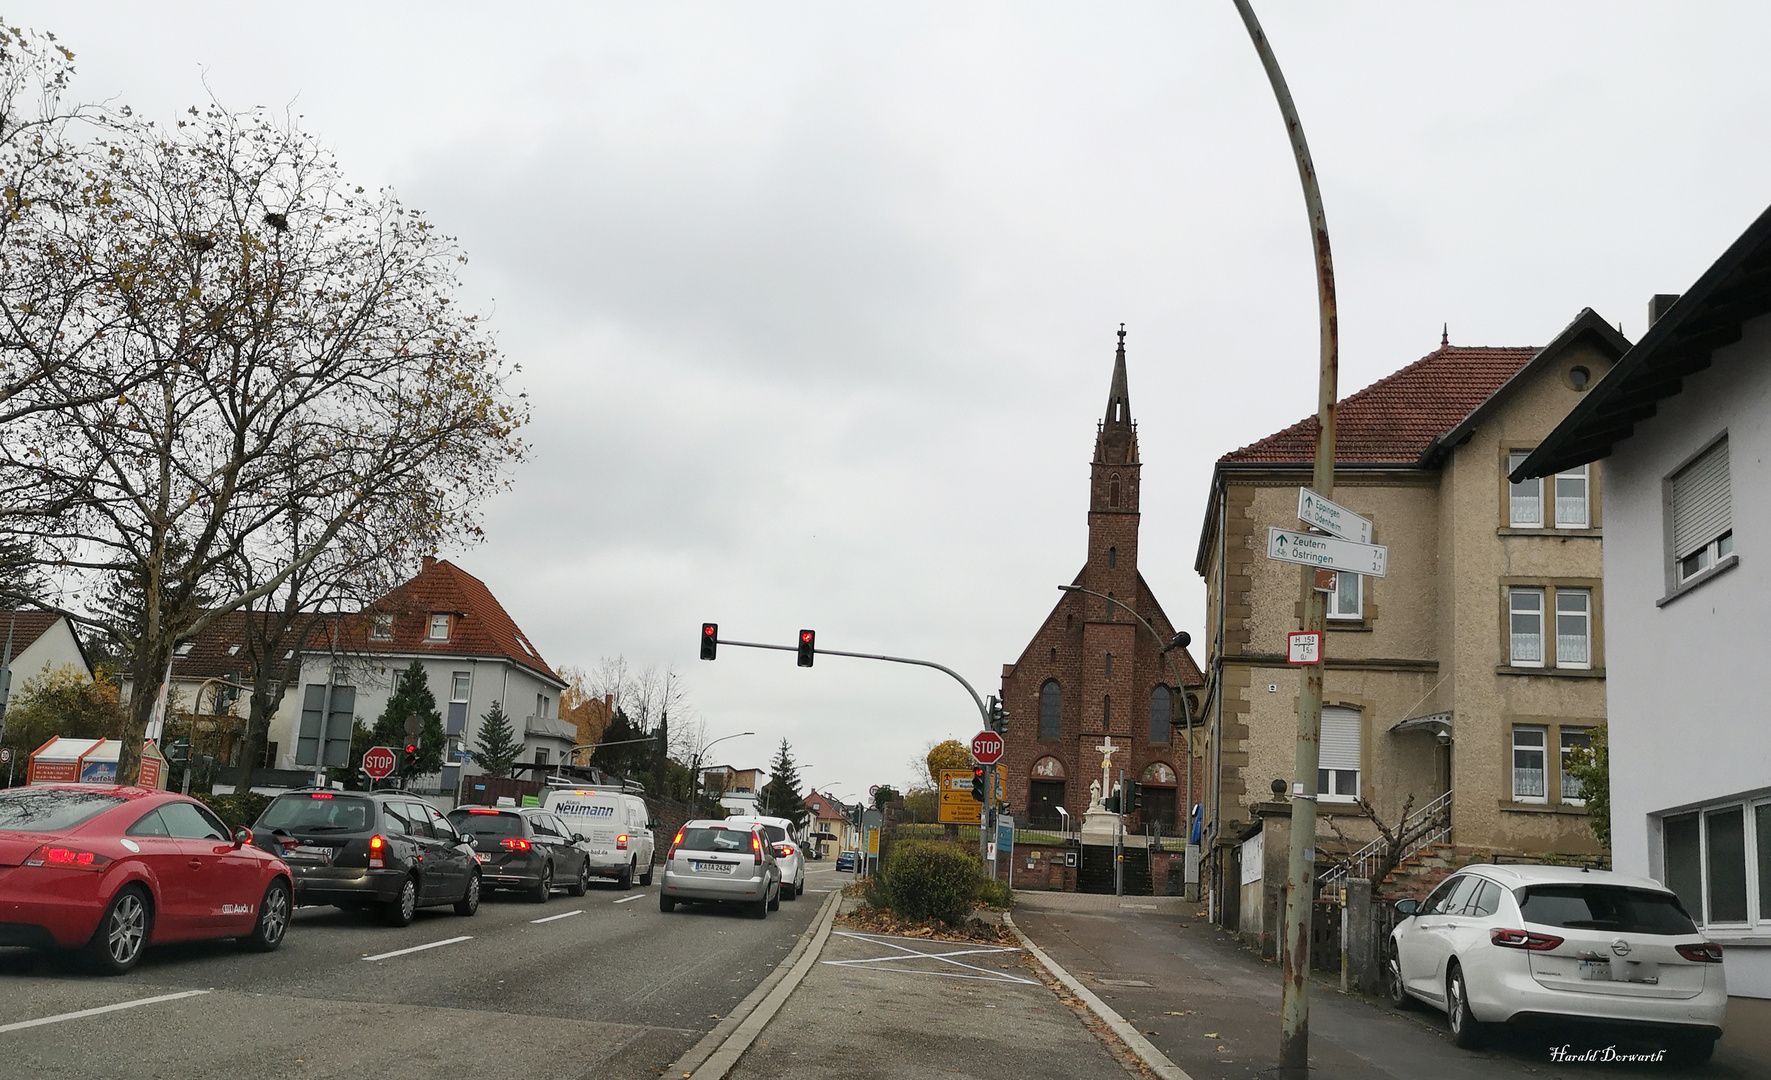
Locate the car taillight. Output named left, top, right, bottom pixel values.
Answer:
left=778, top=844, right=794, bottom=857
left=616, top=833, right=628, bottom=850
left=467, top=808, right=498, bottom=814
left=368, top=834, right=386, bottom=869
left=668, top=829, right=685, bottom=859
left=308, top=792, right=333, bottom=799
left=1490, top=928, right=1564, bottom=951
left=751, top=832, right=762, bottom=856
left=1676, top=942, right=1725, bottom=963
left=501, top=838, right=532, bottom=851
left=23, top=845, right=113, bottom=871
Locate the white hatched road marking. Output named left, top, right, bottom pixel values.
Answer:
left=0, top=990, right=211, bottom=1033
left=361, top=935, right=472, bottom=961
left=822, top=931, right=1038, bottom=985
left=612, top=895, right=645, bottom=905
left=531, top=908, right=584, bottom=923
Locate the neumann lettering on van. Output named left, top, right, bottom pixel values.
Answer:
left=554, top=802, right=615, bottom=817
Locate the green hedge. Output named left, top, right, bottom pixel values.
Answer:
left=198, top=792, right=275, bottom=829
left=876, top=839, right=986, bottom=925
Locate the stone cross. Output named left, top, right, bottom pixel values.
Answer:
left=1095, top=735, right=1119, bottom=800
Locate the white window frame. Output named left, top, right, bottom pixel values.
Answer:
left=1559, top=728, right=1590, bottom=805
left=1508, top=587, right=1544, bottom=667
left=1670, top=435, right=1734, bottom=586
left=1327, top=571, right=1362, bottom=620
left=1508, top=451, right=1543, bottom=527
left=1668, top=801, right=1762, bottom=929
left=1317, top=706, right=1361, bottom=803
left=1554, top=588, right=1592, bottom=670
left=1512, top=725, right=1547, bottom=803
left=427, top=613, right=451, bottom=641
left=371, top=613, right=394, bottom=641
left=450, top=672, right=470, bottom=703
left=1553, top=465, right=1590, bottom=528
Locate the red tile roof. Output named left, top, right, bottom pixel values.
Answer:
left=1220, top=345, right=1541, bottom=466
left=0, top=610, right=67, bottom=656
left=313, top=558, right=562, bottom=684
left=170, top=611, right=315, bottom=681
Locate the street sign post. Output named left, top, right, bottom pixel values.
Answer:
left=362, top=746, right=398, bottom=781
left=1296, top=488, right=1372, bottom=544
left=969, top=731, right=1004, bottom=765
left=938, top=768, right=982, bottom=825
left=1287, top=631, right=1322, bottom=665
left=1266, top=527, right=1388, bottom=577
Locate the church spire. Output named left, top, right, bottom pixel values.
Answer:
left=1094, top=324, right=1138, bottom=468
left=1104, top=323, right=1132, bottom=431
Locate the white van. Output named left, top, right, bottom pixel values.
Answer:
left=541, top=786, right=657, bottom=890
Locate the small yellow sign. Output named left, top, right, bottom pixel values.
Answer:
left=867, top=828, right=881, bottom=855
left=938, top=768, right=982, bottom=825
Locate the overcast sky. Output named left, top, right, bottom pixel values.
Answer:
left=17, top=2, right=1771, bottom=801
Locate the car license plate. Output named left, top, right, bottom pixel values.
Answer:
left=694, top=861, right=735, bottom=874
left=1577, top=959, right=1612, bottom=981
left=287, top=845, right=334, bottom=861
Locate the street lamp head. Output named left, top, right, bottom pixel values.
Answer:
left=1057, top=584, right=1079, bottom=592
left=1164, top=631, right=1192, bottom=653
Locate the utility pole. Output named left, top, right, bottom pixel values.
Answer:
left=1231, top=3, right=1339, bottom=1077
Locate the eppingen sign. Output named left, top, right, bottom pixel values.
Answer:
left=1296, top=488, right=1372, bottom=544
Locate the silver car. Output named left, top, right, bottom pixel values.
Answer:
left=658, top=819, right=782, bottom=919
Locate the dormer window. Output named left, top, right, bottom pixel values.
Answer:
left=371, top=613, right=394, bottom=641
left=226, top=644, right=241, bottom=656
left=428, top=614, right=451, bottom=641
left=175, top=642, right=195, bottom=657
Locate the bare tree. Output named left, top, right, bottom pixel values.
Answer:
left=1, top=97, right=528, bottom=781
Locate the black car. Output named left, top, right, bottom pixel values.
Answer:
left=250, top=790, right=480, bottom=926
left=447, top=806, right=592, bottom=902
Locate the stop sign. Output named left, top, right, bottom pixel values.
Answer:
left=362, top=745, right=398, bottom=780
left=970, top=731, right=1004, bottom=765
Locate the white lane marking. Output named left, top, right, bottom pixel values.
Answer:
left=806, top=889, right=832, bottom=893
left=0, top=990, right=211, bottom=1033
left=361, top=935, right=472, bottom=961
left=822, top=931, right=1038, bottom=985
left=532, top=908, right=584, bottom=923
left=612, top=894, right=645, bottom=905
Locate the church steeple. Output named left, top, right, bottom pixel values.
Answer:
left=1104, top=323, right=1132, bottom=431
left=1093, top=324, right=1139, bottom=470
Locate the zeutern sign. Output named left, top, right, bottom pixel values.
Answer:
left=1266, top=526, right=1388, bottom=577
left=969, top=731, right=1004, bottom=765
left=362, top=746, right=398, bottom=781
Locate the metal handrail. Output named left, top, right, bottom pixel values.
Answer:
left=1318, top=789, right=1452, bottom=893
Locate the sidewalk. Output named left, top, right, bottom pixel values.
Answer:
left=1008, top=889, right=1769, bottom=1080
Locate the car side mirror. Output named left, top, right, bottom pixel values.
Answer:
left=1394, top=898, right=1419, bottom=918
left=233, top=825, right=253, bottom=848
left=648, top=820, right=660, bottom=830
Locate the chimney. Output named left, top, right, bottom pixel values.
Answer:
left=421, top=555, right=437, bottom=572
left=1648, top=293, right=1681, bottom=326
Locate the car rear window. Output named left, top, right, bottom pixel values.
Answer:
left=678, top=826, right=754, bottom=853
left=449, top=810, right=523, bottom=839
left=1516, top=884, right=1697, bottom=935
left=0, top=788, right=126, bottom=831
left=257, top=794, right=373, bottom=832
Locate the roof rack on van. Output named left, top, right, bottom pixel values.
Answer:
left=543, top=778, right=647, bottom=796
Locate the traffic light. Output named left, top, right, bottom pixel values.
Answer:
left=987, top=696, right=1007, bottom=734
left=970, top=766, right=987, bottom=802
left=1128, top=781, right=1144, bottom=811
left=402, top=740, right=418, bottom=772
left=797, top=629, right=816, bottom=668
left=700, top=623, right=718, bottom=661
left=1103, top=785, right=1122, bottom=813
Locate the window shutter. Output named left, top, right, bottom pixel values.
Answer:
left=1319, top=706, right=1361, bottom=772
left=1671, top=438, right=1731, bottom=558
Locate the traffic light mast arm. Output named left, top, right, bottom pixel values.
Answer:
left=707, top=634, right=992, bottom=727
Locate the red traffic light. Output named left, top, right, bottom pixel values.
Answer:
left=700, top=622, right=718, bottom=661
left=404, top=742, right=417, bottom=755
left=797, top=629, right=815, bottom=668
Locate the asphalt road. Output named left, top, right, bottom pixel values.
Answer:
left=0, top=864, right=848, bottom=1080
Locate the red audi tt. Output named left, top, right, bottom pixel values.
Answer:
left=0, top=785, right=294, bottom=974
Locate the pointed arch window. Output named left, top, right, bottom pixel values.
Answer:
left=1039, top=680, right=1061, bottom=739
left=1110, top=475, right=1121, bottom=508
left=1108, top=546, right=1117, bottom=568
left=1102, top=694, right=1111, bottom=729
left=1149, top=686, right=1171, bottom=745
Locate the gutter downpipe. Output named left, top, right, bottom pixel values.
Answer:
left=1211, top=473, right=1227, bottom=923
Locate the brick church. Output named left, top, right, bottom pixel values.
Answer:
left=998, top=329, right=1205, bottom=835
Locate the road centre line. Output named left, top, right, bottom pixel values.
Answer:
left=612, top=894, right=645, bottom=905
left=362, top=935, right=472, bottom=961
left=532, top=908, right=585, bottom=922
left=0, top=990, right=211, bottom=1034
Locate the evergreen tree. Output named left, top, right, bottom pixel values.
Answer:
left=759, top=738, right=808, bottom=822
left=589, top=708, right=649, bottom=779
left=471, top=700, right=522, bottom=778
left=370, top=659, right=446, bottom=777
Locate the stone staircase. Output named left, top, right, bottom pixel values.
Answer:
left=1378, top=842, right=1460, bottom=900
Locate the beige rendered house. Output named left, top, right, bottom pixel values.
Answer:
left=1194, top=311, right=1626, bottom=908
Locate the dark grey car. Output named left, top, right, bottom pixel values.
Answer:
left=447, top=807, right=592, bottom=902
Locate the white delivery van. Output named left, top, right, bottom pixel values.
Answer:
left=542, top=786, right=657, bottom=890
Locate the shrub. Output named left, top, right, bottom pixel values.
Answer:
left=880, top=838, right=983, bottom=925
left=199, top=792, right=275, bottom=829
left=975, top=876, right=1014, bottom=910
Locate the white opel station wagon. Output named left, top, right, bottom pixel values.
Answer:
left=1387, top=863, right=1727, bottom=1062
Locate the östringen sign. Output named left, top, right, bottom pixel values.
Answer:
left=1266, top=527, right=1388, bottom=577
left=1296, top=488, right=1372, bottom=544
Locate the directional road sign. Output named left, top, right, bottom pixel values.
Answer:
left=362, top=745, right=398, bottom=781
left=938, top=768, right=982, bottom=825
left=970, top=731, right=1004, bottom=765
left=1296, top=488, right=1373, bottom=544
left=1266, top=527, right=1388, bottom=577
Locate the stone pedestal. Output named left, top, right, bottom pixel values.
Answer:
left=1080, top=806, right=1122, bottom=845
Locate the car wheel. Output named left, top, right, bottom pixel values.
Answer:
left=659, top=891, right=676, bottom=914
left=618, top=859, right=635, bottom=891
left=768, top=886, right=781, bottom=912
left=454, top=873, right=481, bottom=916
left=753, top=892, right=770, bottom=919
left=530, top=864, right=553, bottom=904
left=639, top=861, right=654, bottom=887
left=568, top=861, right=589, bottom=898
left=1385, top=946, right=1414, bottom=1010
left=242, top=878, right=291, bottom=953
left=84, top=885, right=150, bottom=975
left=1446, top=964, right=1486, bottom=1049
left=384, top=877, right=419, bottom=927
left=780, top=880, right=795, bottom=902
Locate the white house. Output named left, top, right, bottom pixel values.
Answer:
left=1519, top=200, right=1771, bottom=1001
left=276, top=556, right=574, bottom=794
left=0, top=611, right=94, bottom=692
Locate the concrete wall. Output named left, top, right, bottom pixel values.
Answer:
left=1599, top=312, right=1771, bottom=998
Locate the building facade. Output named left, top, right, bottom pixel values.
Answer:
left=1520, top=202, right=1771, bottom=999
left=999, top=330, right=1204, bottom=836
left=1195, top=313, right=1625, bottom=908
